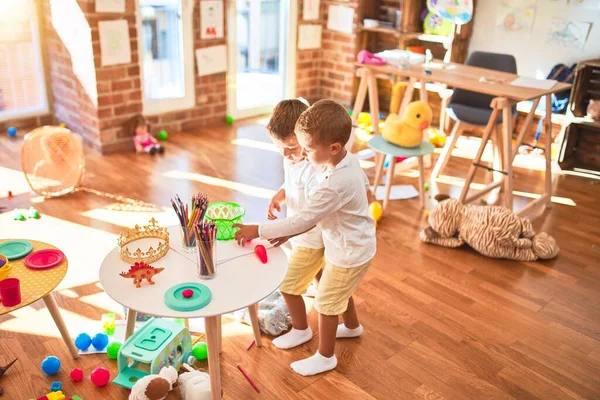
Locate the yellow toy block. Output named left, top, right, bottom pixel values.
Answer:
left=47, top=391, right=65, bottom=400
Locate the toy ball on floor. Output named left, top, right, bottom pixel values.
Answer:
left=92, top=333, right=109, bottom=350
left=7, top=127, right=17, bottom=137
left=158, top=130, right=168, bottom=141
left=41, top=356, right=61, bottom=375
left=226, top=115, right=234, bottom=125
left=192, top=342, right=208, bottom=360
left=90, top=367, right=110, bottom=387
left=106, top=341, right=122, bottom=359
left=70, top=368, right=84, bottom=382
left=369, top=201, right=383, bottom=226
left=74, top=333, right=92, bottom=350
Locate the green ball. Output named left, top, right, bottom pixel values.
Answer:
left=192, top=342, right=208, bottom=360
left=158, top=130, right=168, bottom=141
left=107, top=342, right=122, bottom=359
left=424, top=183, right=430, bottom=191
left=225, top=115, right=234, bottom=125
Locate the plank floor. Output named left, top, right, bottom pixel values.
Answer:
left=1, top=119, right=599, bottom=400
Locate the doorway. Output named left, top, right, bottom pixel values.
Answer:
left=227, top=0, right=297, bottom=119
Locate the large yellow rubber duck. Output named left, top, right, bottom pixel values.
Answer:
left=382, top=101, right=433, bottom=148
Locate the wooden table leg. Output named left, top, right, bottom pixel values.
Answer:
left=367, top=72, right=380, bottom=135
left=418, top=156, right=425, bottom=208
left=216, top=315, right=222, bottom=353
left=399, top=77, right=416, bottom=116
left=206, top=315, right=222, bottom=400
left=419, top=80, right=431, bottom=167
left=502, top=104, right=514, bottom=210
left=419, top=80, right=428, bottom=103
left=544, top=94, right=553, bottom=210
left=349, top=69, right=369, bottom=151
left=43, top=293, right=79, bottom=359
left=248, top=303, right=263, bottom=347
left=372, top=152, right=385, bottom=195
left=125, top=307, right=137, bottom=340
left=383, top=156, right=397, bottom=210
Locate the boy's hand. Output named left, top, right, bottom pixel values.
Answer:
left=267, top=189, right=285, bottom=220
left=268, top=235, right=291, bottom=247
left=233, top=224, right=260, bottom=247
left=267, top=198, right=281, bottom=220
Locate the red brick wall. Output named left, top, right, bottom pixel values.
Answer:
left=319, top=0, right=359, bottom=108
left=42, top=0, right=102, bottom=150
left=296, top=0, right=322, bottom=105
left=0, top=114, right=54, bottom=137
left=93, top=0, right=227, bottom=153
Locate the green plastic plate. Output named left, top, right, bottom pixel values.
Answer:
left=164, top=282, right=212, bottom=312
left=0, top=240, right=33, bottom=260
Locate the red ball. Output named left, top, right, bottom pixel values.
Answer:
left=90, top=367, right=110, bottom=387
left=182, top=289, right=194, bottom=298
left=70, top=368, right=84, bottom=382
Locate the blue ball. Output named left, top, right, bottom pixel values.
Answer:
left=41, top=356, right=61, bottom=375
left=92, top=333, right=109, bottom=351
left=7, top=127, right=17, bottom=137
left=74, top=333, right=92, bottom=350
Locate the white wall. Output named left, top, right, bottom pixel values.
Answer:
left=469, top=1, right=600, bottom=77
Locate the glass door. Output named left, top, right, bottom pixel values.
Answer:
left=227, top=0, right=296, bottom=119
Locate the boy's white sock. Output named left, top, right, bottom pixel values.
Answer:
left=336, top=323, right=363, bottom=338
left=290, top=351, right=337, bottom=376
left=272, top=327, right=312, bottom=350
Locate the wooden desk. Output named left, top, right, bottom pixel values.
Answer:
left=352, top=62, right=571, bottom=216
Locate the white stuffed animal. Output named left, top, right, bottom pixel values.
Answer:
left=178, top=364, right=212, bottom=400
left=129, top=366, right=178, bottom=400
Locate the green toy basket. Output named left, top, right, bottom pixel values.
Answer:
left=205, top=202, right=245, bottom=241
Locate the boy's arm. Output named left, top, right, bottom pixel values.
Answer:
left=234, top=187, right=341, bottom=244
left=267, top=188, right=286, bottom=220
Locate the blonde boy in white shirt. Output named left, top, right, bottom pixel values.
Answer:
left=235, top=100, right=376, bottom=376
left=264, top=100, right=326, bottom=350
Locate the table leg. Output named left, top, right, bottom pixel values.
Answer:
left=42, top=293, right=79, bottom=359
left=248, top=303, right=263, bottom=347
left=383, top=156, right=397, bottom=210
left=206, top=315, right=222, bottom=400
left=216, top=315, right=222, bottom=353
left=125, top=308, right=137, bottom=340
left=431, top=121, right=463, bottom=181
left=349, top=70, right=369, bottom=151
left=418, top=156, right=425, bottom=208
left=502, top=104, right=514, bottom=210
left=399, top=77, right=416, bottom=116
left=419, top=80, right=428, bottom=103
left=367, top=72, right=380, bottom=135
left=544, top=94, right=553, bottom=210
left=372, top=153, right=385, bottom=195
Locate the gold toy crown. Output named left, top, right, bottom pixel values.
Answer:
left=118, top=217, right=170, bottom=264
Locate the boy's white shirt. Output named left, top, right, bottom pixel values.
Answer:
left=282, top=158, right=324, bottom=249
left=260, top=152, right=376, bottom=268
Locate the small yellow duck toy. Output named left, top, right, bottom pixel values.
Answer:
left=382, top=101, right=433, bottom=148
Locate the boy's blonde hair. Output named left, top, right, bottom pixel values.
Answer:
left=266, top=99, right=309, bottom=140
left=295, top=99, right=351, bottom=145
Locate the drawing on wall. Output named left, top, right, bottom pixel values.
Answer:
left=303, top=0, right=320, bottom=20
left=95, top=0, right=125, bottom=13
left=195, top=45, right=227, bottom=76
left=201, top=0, right=224, bottom=39
left=98, top=19, right=131, bottom=66
left=548, top=18, right=592, bottom=48
left=496, top=2, right=536, bottom=33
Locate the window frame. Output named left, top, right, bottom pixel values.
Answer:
left=136, top=0, right=195, bottom=115
left=0, top=0, right=49, bottom=122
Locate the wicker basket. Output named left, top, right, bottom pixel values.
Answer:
left=205, top=202, right=246, bottom=241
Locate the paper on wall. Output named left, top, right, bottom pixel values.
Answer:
left=303, top=0, right=320, bottom=20
left=327, top=5, right=354, bottom=34
left=95, top=0, right=125, bottom=13
left=195, top=45, right=227, bottom=76
left=201, top=0, right=224, bottom=39
left=98, top=19, right=131, bottom=66
left=298, top=24, right=322, bottom=49
left=548, top=18, right=592, bottom=49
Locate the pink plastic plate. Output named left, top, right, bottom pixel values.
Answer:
left=24, top=249, right=65, bottom=270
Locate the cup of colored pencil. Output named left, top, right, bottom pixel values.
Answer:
left=171, top=193, right=209, bottom=253
left=194, top=221, right=217, bottom=279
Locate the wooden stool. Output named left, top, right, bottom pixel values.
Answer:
left=368, top=136, right=435, bottom=210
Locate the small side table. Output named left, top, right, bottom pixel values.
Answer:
left=368, top=136, right=435, bottom=210
left=0, top=239, right=79, bottom=359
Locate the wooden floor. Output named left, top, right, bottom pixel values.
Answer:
left=1, top=119, right=600, bottom=400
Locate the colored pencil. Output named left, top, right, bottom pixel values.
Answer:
left=246, top=339, right=255, bottom=351
left=237, top=365, right=260, bottom=393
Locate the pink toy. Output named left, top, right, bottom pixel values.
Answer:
left=357, top=50, right=386, bottom=66
left=0, top=278, right=21, bottom=307
left=90, top=367, right=110, bottom=387
left=70, top=368, right=83, bottom=382
left=254, top=245, right=268, bottom=264
left=182, top=289, right=193, bottom=298
left=128, top=115, right=164, bottom=155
